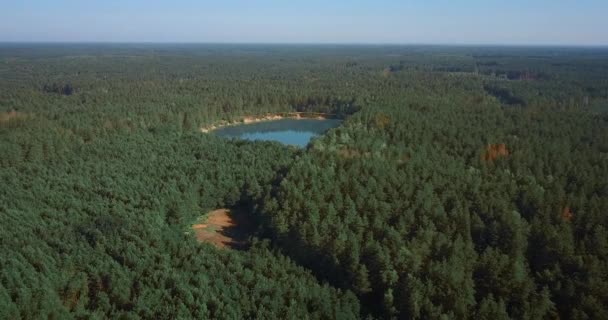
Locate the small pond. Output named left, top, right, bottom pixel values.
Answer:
left=214, top=119, right=342, bottom=147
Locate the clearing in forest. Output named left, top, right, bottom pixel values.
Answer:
left=191, top=208, right=254, bottom=249
left=0, top=111, right=29, bottom=124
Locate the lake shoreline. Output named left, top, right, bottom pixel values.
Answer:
left=200, top=112, right=337, bottom=133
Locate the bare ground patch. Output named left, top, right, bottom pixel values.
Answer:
left=191, top=208, right=254, bottom=249
left=0, top=111, right=30, bottom=124
left=200, top=112, right=336, bottom=133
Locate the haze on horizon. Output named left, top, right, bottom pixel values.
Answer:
left=1, top=0, right=607, bottom=46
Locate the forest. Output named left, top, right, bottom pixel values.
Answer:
left=1, top=44, right=607, bottom=319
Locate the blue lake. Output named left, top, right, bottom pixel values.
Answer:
left=214, top=119, right=342, bottom=147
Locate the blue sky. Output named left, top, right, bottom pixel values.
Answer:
left=1, top=0, right=607, bottom=45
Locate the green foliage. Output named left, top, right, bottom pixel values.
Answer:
left=2, top=44, right=608, bottom=319
left=259, top=62, right=608, bottom=318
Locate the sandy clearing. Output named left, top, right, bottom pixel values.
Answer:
left=0, top=111, right=29, bottom=124
left=191, top=208, right=253, bottom=249
left=200, top=112, right=335, bottom=133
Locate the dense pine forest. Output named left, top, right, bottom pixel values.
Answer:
left=1, top=44, right=608, bottom=319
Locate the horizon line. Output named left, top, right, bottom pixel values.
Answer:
left=1, top=41, right=608, bottom=48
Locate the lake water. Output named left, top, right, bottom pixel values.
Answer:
left=214, top=119, right=342, bottom=147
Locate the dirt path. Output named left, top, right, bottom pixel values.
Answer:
left=191, top=208, right=253, bottom=249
